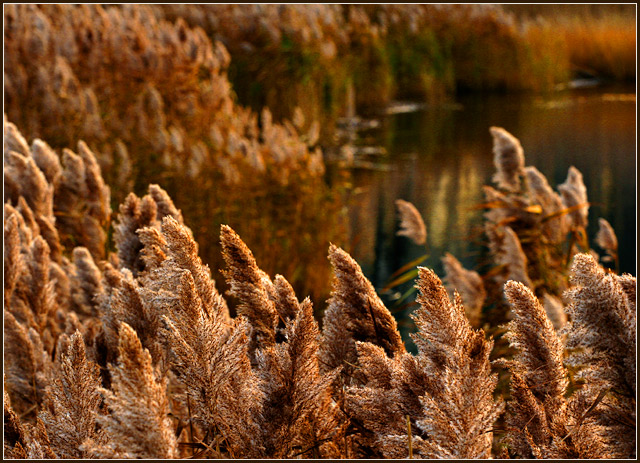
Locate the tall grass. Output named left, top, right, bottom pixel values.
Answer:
left=4, top=4, right=348, bottom=304
left=156, top=4, right=582, bottom=122
left=507, top=4, right=636, bottom=82
left=4, top=120, right=635, bottom=458
left=156, top=4, right=635, bottom=123
left=3, top=4, right=636, bottom=459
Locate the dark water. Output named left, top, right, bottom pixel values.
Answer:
left=348, top=86, right=636, bottom=320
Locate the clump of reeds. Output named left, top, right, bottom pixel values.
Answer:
left=4, top=4, right=347, bottom=305
left=481, top=126, right=598, bottom=313
left=3, top=99, right=635, bottom=460
left=156, top=4, right=579, bottom=119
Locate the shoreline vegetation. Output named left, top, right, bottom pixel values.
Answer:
left=3, top=4, right=637, bottom=459
left=4, top=4, right=635, bottom=305
left=156, top=5, right=635, bottom=123
left=4, top=118, right=636, bottom=458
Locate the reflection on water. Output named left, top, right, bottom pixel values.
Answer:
left=348, top=86, right=636, bottom=314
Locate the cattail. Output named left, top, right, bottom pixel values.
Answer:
left=490, top=126, right=525, bottom=192
left=395, top=199, right=427, bottom=245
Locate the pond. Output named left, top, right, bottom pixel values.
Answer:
left=346, top=85, right=636, bottom=328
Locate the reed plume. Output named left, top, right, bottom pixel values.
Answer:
left=4, top=119, right=111, bottom=260
left=90, top=323, right=178, bottom=459
left=542, top=293, right=567, bottom=330
left=557, top=166, right=589, bottom=230
left=144, top=218, right=263, bottom=457
left=221, top=225, right=279, bottom=349
left=488, top=225, right=533, bottom=290
left=395, top=199, right=427, bottom=245
left=320, top=245, right=405, bottom=382
left=3, top=309, right=52, bottom=421
left=524, top=166, right=569, bottom=243
left=220, top=225, right=344, bottom=457
left=39, top=331, right=104, bottom=459
left=490, top=127, right=525, bottom=192
left=346, top=267, right=503, bottom=458
left=255, top=299, right=343, bottom=458
left=594, top=217, right=618, bottom=265
left=501, top=280, right=611, bottom=458
left=563, top=254, right=636, bottom=458
left=4, top=388, right=29, bottom=458
left=441, top=252, right=486, bottom=327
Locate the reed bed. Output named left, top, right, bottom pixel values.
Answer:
left=4, top=4, right=347, bottom=304
left=155, top=4, right=575, bottom=122
left=3, top=4, right=636, bottom=460
left=4, top=118, right=635, bottom=459
left=506, top=4, right=636, bottom=82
